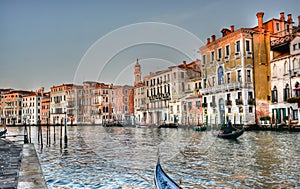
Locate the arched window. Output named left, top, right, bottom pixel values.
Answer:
left=218, top=66, right=224, bottom=85
left=273, top=64, right=277, bottom=77
left=284, top=61, right=288, bottom=75
left=283, top=84, right=289, bottom=101
left=272, top=86, right=278, bottom=103
left=293, top=58, right=299, bottom=70
left=295, top=82, right=300, bottom=97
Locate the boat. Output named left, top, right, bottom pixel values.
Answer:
left=103, top=121, right=124, bottom=127
left=216, top=128, right=244, bottom=139
left=154, top=157, right=182, bottom=189
left=158, top=123, right=178, bottom=128
left=194, top=125, right=206, bottom=131
left=0, top=129, right=7, bottom=137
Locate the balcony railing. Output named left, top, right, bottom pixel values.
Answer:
left=225, top=100, right=232, bottom=106
left=210, top=102, right=216, bottom=108
left=235, top=99, right=243, bottom=105
left=248, top=99, right=256, bottom=105
left=200, top=82, right=246, bottom=95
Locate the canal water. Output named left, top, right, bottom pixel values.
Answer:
left=7, top=126, right=300, bottom=188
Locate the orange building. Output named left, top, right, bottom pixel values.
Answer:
left=1, top=90, right=33, bottom=125
left=41, top=92, right=50, bottom=124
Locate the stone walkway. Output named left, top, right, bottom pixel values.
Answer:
left=0, top=139, right=47, bottom=189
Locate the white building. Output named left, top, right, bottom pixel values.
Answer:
left=270, top=34, right=300, bottom=125
left=22, top=92, right=42, bottom=125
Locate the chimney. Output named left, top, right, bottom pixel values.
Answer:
left=211, top=35, right=216, bottom=42
left=230, top=25, right=235, bottom=32
left=280, top=12, right=285, bottom=21
left=256, top=12, right=264, bottom=29
left=287, top=14, right=293, bottom=23
left=298, top=15, right=300, bottom=26
left=207, top=38, right=210, bottom=44
left=183, top=61, right=187, bottom=67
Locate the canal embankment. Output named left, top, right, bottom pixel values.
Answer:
left=0, top=138, right=47, bottom=189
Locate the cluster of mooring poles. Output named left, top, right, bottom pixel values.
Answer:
left=34, top=114, right=68, bottom=150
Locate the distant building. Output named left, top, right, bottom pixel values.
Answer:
left=113, top=85, right=134, bottom=125
left=134, top=59, right=200, bottom=125
left=22, top=90, right=45, bottom=125
left=0, top=88, right=13, bottom=124
left=50, top=84, right=74, bottom=124
left=41, top=92, right=50, bottom=124
left=1, top=90, right=33, bottom=125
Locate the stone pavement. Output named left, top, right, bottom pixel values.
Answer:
left=0, top=139, right=47, bottom=189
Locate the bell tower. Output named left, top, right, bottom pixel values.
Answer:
left=134, top=58, right=141, bottom=86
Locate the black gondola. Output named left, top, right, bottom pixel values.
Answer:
left=216, top=128, right=244, bottom=139
left=154, top=157, right=182, bottom=189
left=158, top=123, right=178, bottom=128
left=0, top=129, right=7, bottom=137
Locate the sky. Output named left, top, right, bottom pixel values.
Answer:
left=1, top=0, right=300, bottom=91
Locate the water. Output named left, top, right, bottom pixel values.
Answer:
left=7, top=126, right=300, bottom=188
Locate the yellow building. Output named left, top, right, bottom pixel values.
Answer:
left=199, top=11, right=299, bottom=125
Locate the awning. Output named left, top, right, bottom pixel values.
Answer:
left=293, top=87, right=300, bottom=91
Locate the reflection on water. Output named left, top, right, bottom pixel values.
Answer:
left=7, top=126, right=300, bottom=188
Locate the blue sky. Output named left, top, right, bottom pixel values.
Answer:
left=1, top=0, right=300, bottom=91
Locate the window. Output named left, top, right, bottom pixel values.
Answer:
left=218, top=48, right=222, bottom=59
left=249, top=107, right=253, bottom=113
left=225, top=45, right=230, bottom=56
left=181, top=72, right=184, bottom=78
left=237, top=70, right=242, bottom=82
left=211, top=51, right=215, bottom=62
left=181, top=82, right=185, bottom=92
left=272, top=86, right=278, bottom=103
left=212, top=77, right=215, bottom=87
left=276, top=23, right=280, bottom=31
left=284, top=61, right=289, bottom=75
left=248, top=91, right=253, bottom=100
left=202, top=55, right=206, bottom=65
left=245, top=40, right=251, bottom=52
left=236, top=40, right=240, bottom=53
left=246, top=70, right=251, bottom=82
left=218, top=66, right=224, bottom=85
left=227, top=73, right=231, bottom=83
left=173, top=72, right=176, bottom=79
left=283, top=84, right=289, bottom=101
left=238, top=92, right=242, bottom=99
left=273, top=64, right=277, bottom=77
left=293, top=58, right=299, bottom=70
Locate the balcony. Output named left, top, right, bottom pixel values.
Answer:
left=248, top=99, right=256, bottom=105
left=210, top=102, right=216, bottom=108
left=270, top=34, right=292, bottom=52
left=200, top=82, right=243, bottom=95
left=246, top=51, right=253, bottom=58
left=235, top=99, right=243, bottom=105
left=235, top=52, right=241, bottom=59
left=225, top=100, right=232, bottom=106
left=224, top=56, right=230, bottom=62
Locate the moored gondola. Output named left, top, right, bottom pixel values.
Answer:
left=154, top=157, right=182, bottom=189
left=0, top=129, right=7, bottom=137
left=216, top=128, right=244, bottom=139
left=194, top=125, right=206, bottom=131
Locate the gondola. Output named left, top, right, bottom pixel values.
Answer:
left=216, top=128, right=244, bottom=139
left=103, top=121, right=124, bottom=127
left=158, top=123, right=178, bottom=128
left=194, top=125, right=206, bottom=131
left=0, top=129, right=7, bottom=137
left=154, top=157, right=182, bottom=189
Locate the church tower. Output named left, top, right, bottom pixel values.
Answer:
left=134, top=58, right=141, bottom=86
